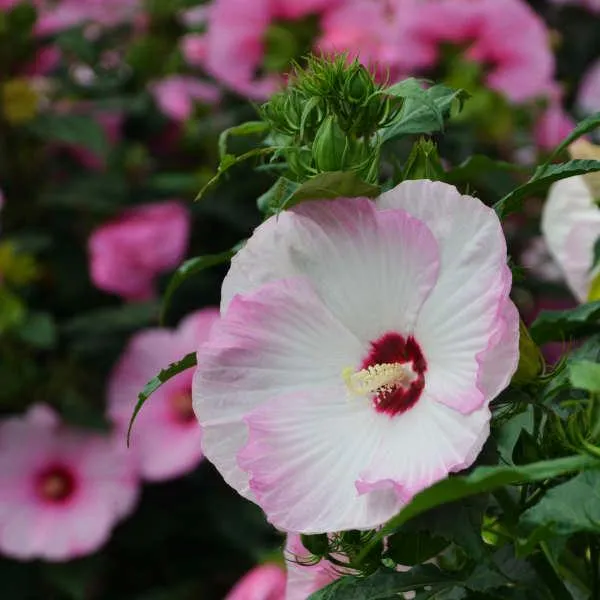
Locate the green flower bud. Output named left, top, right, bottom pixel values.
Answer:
left=312, top=115, right=349, bottom=172
left=512, top=320, right=544, bottom=385
left=344, top=64, right=374, bottom=105
left=286, top=146, right=314, bottom=180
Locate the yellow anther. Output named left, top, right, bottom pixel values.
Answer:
left=342, top=362, right=414, bottom=398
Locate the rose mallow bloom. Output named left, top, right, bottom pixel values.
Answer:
left=88, top=201, right=190, bottom=301
left=194, top=0, right=341, bottom=99
left=225, top=563, right=286, bottom=600
left=108, top=309, right=219, bottom=482
left=316, top=0, right=408, bottom=81
left=34, top=0, right=142, bottom=36
left=401, top=0, right=554, bottom=104
left=193, top=180, right=519, bottom=533
left=0, top=405, right=139, bottom=561
left=542, top=141, right=600, bottom=302
left=149, top=76, right=220, bottom=122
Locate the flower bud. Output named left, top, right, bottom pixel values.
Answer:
left=512, top=320, right=544, bottom=385
left=312, top=114, right=349, bottom=172
left=344, top=64, right=374, bottom=105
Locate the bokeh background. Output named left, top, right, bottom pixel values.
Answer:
left=0, top=0, right=599, bottom=598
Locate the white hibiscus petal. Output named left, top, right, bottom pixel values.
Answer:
left=193, top=276, right=364, bottom=501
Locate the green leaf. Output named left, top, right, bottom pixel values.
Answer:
left=284, top=171, right=380, bottom=209
left=495, top=405, right=535, bottom=466
left=256, top=177, right=300, bottom=214
left=444, top=155, right=528, bottom=198
left=17, top=312, right=57, bottom=349
left=195, top=147, right=278, bottom=200
left=127, top=352, right=197, bottom=445
left=62, top=302, right=159, bottom=337
left=308, top=565, right=460, bottom=600
left=28, top=113, right=108, bottom=158
left=494, top=160, right=600, bottom=219
left=384, top=531, right=448, bottom=566
left=357, top=455, right=599, bottom=563
left=382, top=84, right=468, bottom=142
left=218, top=121, right=269, bottom=158
left=521, top=470, right=600, bottom=535
left=569, top=360, right=600, bottom=392
left=402, top=138, right=445, bottom=182
left=530, top=300, right=600, bottom=345
left=386, top=78, right=444, bottom=132
left=160, top=250, right=235, bottom=324
left=540, top=111, right=600, bottom=172
left=446, top=155, right=527, bottom=182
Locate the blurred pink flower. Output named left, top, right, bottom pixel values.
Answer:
left=108, top=309, right=219, bottom=482
left=578, top=59, right=600, bottom=115
left=88, top=201, right=190, bottom=301
left=196, top=0, right=341, bottom=99
left=285, top=535, right=341, bottom=599
left=317, top=0, right=407, bottom=80
left=0, top=405, right=139, bottom=562
left=225, top=563, right=286, bottom=600
left=35, top=0, right=142, bottom=36
left=149, top=76, right=220, bottom=122
left=0, top=0, right=22, bottom=9
left=22, top=46, right=61, bottom=76
left=401, top=0, right=555, bottom=103
left=534, top=101, right=575, bottom=152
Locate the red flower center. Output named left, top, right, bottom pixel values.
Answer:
left=360, top=332, right=427, bottom=417
left=170, top=389, right=195, bottom=424
left=36, top=465, right=77, bottom=503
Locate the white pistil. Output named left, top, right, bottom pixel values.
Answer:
left=342, top=362, right=415, bottom=398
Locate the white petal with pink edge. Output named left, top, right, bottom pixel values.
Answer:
left=542, top=176, right=600, bottom=302
left=378, top=180, right=512, bottom=414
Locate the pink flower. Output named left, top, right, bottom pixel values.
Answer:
left=225, top=563, right=286, bottom=600
left=149, top=76, right=220, bottom=122
left=401, top=0, right=554, bottom=104
left=108, top=309, right=219, bottom=482
left=22, top=46, right=61, bottom=76
left=35, top=0, right=142, bottom=36
left=285, top=535, right=342, bottom=599
left=193, top=180, right=519, bottom=533
left=88, top=201, right=190, bottom=301
left=534, top=102, right=575, bottom=152
left=0, top=405, right=139, bottom=562
left=197, top=0, right=341, bottom=99
left=0, top=0, right=22, bottom=9
left=578, top=59, right=600, bottom=115
left=317, top=0, right=408, bottom=80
